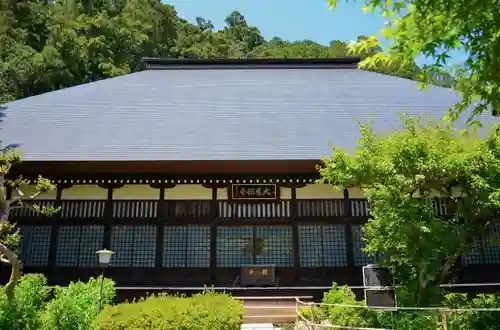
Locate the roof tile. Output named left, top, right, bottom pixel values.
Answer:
left=1, top=65, right=493, bottom=161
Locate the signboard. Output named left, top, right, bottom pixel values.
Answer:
left=364, top=289, right=396, bottom=309
left=362, top=265, right=393, bottom=287
left=240, top=264, right=276, bottom=287
left=230, top=184, right=278, bottom=201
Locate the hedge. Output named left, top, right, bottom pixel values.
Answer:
left=92, top=291, right=244, bottom=330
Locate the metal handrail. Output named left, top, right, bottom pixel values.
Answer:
left=44, top=281, right=500, bottom=290
left=294, top=298, right=392, bottom=330
left=294, top=295, right=500, bottom=330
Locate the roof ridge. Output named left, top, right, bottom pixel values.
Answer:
left=143, top=57, right=361, bottom=70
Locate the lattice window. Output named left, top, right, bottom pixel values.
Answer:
left=298, top=225, right=323, bottom=267
left=462, top=224, right=500, bottom=265
left=352, top=225, right=375, bottom=266
left=163, top=226, right=185, bottom=267
left=133, top=226, right=156, bottom=267
left=110, top=226, right=134, bottom=267
left=431, top=199, right=448, bottom=216
left=323, top=224, right=348, bottom=267
left=461, top=237, right=484, bottom=265
left=163, top=225, right=210, bottom=268
left=298, top=224, right=347, bottom=267
left=255, top=226, right=293, bottom=267
left=483, top=224, right=500, bottom=264
left=110, top=225, right=156, bottom=267
left=216, top=226, right=253, bottom=267
left=184, top=225, right=210, bottom=267
left=56, top=226, right=81, bottom=267
left=55, top=226, right=104, bottom=267
left=20, top=226, right=52, bottom=267
left=79, top=226, right=105, bottom=267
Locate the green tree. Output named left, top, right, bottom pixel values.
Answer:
left=0, top=142, right=57, bottom=301
left=0, top=0, right=52, bottom=102
left=0, top=2, right=452, bottom=103
left=220, top=11, right=264, bottom=58
left=328, top=0, right=499, bottom=119
left=319, top=116, right=500, bottom=305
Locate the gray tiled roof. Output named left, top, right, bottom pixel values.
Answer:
left=0, top=60, right=493, bottom=161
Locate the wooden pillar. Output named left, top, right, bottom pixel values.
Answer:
left=209, top=186, right=218, bottom=284
left=150, top=183, right=174, bottom=276
left=47, top=184, right=65, bottom=281
left=155, top=187, right=166, bottom=270
left=103, top=187, right=113, bottom=249
left=344, top=188, right=354, bottom=267
left=99, top=183, right=123, bottom=250
left=291, top=185, right=300, bottom=282
left=281, top=181, right=305, bottom=283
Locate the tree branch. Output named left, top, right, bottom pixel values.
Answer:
left=0, top=243, right=21, bottom=301
left=0, top=175, right=9, bottom=222
left=0, top=257, right=11, bottom=264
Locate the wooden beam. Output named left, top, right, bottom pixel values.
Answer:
left=98, top=183, right=124, bottom=190
left=280, top=182, right=307, bottom=189
left=202, top=183, right=228, bottom=189
left=58, top=183, right=74, bottom=190
left=13, top=160, right=321, bottom=175
left=150, top=182, right=176, bottom=189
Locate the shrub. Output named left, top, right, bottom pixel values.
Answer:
left=307, top=283, right=440, bottom=329
left=93, top=291, right=243, bottom=330
left=298, top=305, right=326, bottom=323
left=317, top=283, right=380, bottom=328
left=377, top=310, right=440, bottom=330
left=0, top=273, right=50, bottom=330
left=376, top=291, right=500, bottom=329
left=444, top=293, right=500, bottom=330
left=41, top=276, right=115, bottom=330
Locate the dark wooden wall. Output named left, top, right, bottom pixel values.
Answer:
left=12, top=181, right=500, bottom=288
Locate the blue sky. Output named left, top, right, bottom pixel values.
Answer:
left=165, top=0, right=385, bottom=45
left=164, top=0, right=466, bottom=65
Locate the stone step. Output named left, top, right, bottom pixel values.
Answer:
left=239, top=295, right=310, bottom=324
left=243, top=304, right=297, bottom=317
left=241, top=323, right=275, bottom=330
left=239, top=296, right=312, bottom=305
left=243, top=314, right=296, bottom=324
left=240, top=296, right=311, bottom=306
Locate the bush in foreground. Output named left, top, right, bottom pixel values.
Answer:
left=41, top=276, right=115, bottom=330
left=300, top=283, right=500, bottom=329
left=93, top=291, right=243, bottom=330
left=0, top=273, right=50, bottom=330
left=320, top=283, right=379, bottom=327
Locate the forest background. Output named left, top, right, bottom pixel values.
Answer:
left=0, top=0, right=454, bottom=104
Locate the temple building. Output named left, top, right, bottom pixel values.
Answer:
left=1, top=57, right=498, bottom=290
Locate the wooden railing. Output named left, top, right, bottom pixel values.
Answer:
left=351, top=199, right=370, bottom=217
left=113, top=200, right=158, bottom=218
left=62, top=200, right=106, bottom=218
left=165, top=200, right=211, bottom=219
left=297, top=199, right=344, bottom=217
left=10, top=198, right=454, bottom=220
left=219, top=200, right=291, bottom=219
